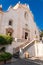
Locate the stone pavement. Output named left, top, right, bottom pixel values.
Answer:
left=2, top=57, right=43, bottom=65
left=3, top=59, right=40, bottom=65
left=28, top=57, right=43, bottom=65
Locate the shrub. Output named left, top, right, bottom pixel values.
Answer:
left=0, top=52, right=12, bottom=61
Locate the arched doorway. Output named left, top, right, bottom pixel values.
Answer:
left=25, top=32, right=28, bottom=39
left=22, top=28, right=30, bottom=41
left=6, top=27, right=13, bottom=36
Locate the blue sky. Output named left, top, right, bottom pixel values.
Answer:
left=0, top=0, right=43, bottom=30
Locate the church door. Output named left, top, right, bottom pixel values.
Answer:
left=25, top=32, right=28, bottom=39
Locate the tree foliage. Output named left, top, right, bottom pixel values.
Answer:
left=0, top=52, right=12, bottom=61
left=0, top=35, right=13, bottom=45
left=40, top=31, right=43, bottom=37
left=40, top=30, right=43, bottom=40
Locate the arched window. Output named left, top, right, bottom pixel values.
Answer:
left=24, top=11, right=28, bottom=20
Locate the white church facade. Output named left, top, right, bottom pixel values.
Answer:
left=0, top=3, right=41, bottom=58
left=0, top=3, right=40, bottom=41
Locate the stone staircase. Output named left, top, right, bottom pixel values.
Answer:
left=14, top=39, right=37, bottom=53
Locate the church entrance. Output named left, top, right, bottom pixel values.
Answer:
left=25, top=32, right=28, bottom=39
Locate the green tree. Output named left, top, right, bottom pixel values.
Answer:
left=40, top=30, right=43, bottom=40
left=0, top=35, right=13, bottom=45
left=0, top=35, right=13, bottom=63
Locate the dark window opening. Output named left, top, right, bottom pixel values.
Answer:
left=9, top=20, right=12, bottom=25
left=25, top=32, right=28, bottom=39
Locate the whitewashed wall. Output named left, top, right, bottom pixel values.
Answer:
left=35, top=41, right=43, bottom=57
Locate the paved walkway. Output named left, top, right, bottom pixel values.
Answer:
left=3, top=59, right=39, bottom=65
left=2, top=57, right=43, bottom=65
left=27, top=57, right=43, bottom=65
